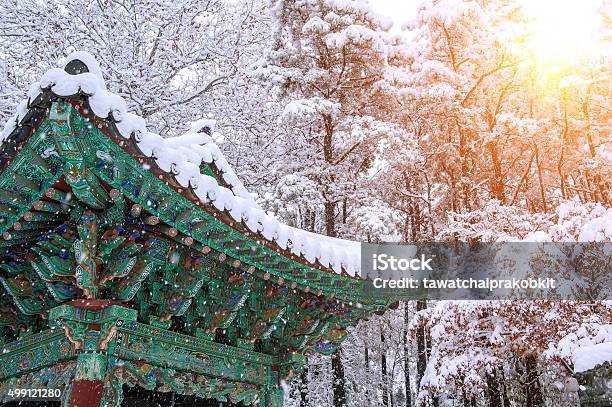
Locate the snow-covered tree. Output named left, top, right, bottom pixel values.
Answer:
left=0, top=0, right=274, bottom=141
left=255, top=0, right=409, bottom=237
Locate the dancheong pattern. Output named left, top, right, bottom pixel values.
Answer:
left=0, top=58, right=394, bottom=406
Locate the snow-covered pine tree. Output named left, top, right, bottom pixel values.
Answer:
left=256, top=0, right=407, bottom=237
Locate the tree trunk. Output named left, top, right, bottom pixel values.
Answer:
left=365, top=344, right=371, bottom=407
left=416, top=300, right=427, bottom=390
left=524, top=354, right=544, bottom=407
left=324, top=200, right=336, bottom=237
left=458, top=123, right=471, bottom=210
left=581, top=86, right=608, bottom=204
left=486, top=369, right=502, bottom=407
left=557, top=92, right=569, bottom=199
left=534, top=144, right=547, bottom=213
left=382, top=327, right=389, bottom=407
left=404, top=302, right=412, bottom=407
left=332, top=346, right=346, bottom=407
left=501, top=370, right=511, bottom=407
left=322, top=112, right=337, bottom=238
left=299, top=366, right=309, bottom=407
left=423, top=303, right=438, bottom=407
left=488, top=141, right=505, bottom=203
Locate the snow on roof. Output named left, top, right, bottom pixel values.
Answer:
left=0, top=52, right=361, bottom=276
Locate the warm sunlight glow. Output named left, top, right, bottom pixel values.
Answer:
left=522, top=0, right=602, bottom=67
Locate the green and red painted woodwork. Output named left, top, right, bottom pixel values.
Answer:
left=0, top=71, right=391, bottom=406
left=49, top=301, right=136, bottom=406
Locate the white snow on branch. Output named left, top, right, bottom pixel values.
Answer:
left=545, top=323, right=612, bottom=373
left=574, top=342, right=612, bottom=373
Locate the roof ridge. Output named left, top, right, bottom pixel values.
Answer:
left=0, top=51, right=362, bottom=276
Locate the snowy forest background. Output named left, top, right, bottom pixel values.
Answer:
left=0, top=0, right=610, bottom=406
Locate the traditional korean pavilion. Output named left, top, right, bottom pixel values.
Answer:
left=0, top=52, right=389, bottom=406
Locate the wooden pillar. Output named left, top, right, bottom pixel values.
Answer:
left=69, top=352, right=107, bottom=406
left=50, top=303, right=137, bottom=407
